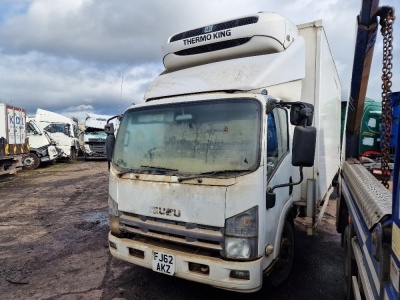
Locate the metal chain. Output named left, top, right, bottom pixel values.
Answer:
left=380, top=11, right=395, bottom=188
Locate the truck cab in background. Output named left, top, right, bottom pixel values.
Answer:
left=107, top=12, right=341, bottom=292
left=82, top=113, right=115, bottom=160
left=33, top=109, right=80, bottom=160
left=24, top=118, right=59, bottom=170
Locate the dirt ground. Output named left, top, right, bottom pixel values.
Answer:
left=0, top=160, right=344, bottom=300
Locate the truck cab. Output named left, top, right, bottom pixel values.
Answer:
left=24, top=118, right=59, bottom=170
left=82, top=113, right=115, bottom=160
left=108, top=12, right=341, bottom=292
left=33, top=109, right=80, bottom=160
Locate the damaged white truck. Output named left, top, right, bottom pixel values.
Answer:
left=107, top=12, right=341, bottom=292
left=24, top=118, right=59, bottom=170
left=32, top=109, right=80, bottom=160
left=82, top=113, right=115, bottom=160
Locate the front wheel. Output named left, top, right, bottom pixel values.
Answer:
left=69, top=147, right=77, bottom=161
left=268, top=220, right=294, bottom=286
left=23, top=152, right=41, bottom=170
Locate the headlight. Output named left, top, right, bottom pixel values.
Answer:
left=225, top=237, right=251, bottom=258
left=224, top=206, right=258, bottom=260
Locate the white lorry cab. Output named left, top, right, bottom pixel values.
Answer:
left=24, top=118, right=59, bottom=170
left=107, top=12, right=341, bottom=292
left=82, top=113, right=116, bottom=160
left=33, top=109, right=80, bottom=160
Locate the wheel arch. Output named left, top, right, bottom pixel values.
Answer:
left=272, top=200, right=296, bottom=260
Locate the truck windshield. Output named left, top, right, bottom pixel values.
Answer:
left=113, top=99, right=261, bottom=176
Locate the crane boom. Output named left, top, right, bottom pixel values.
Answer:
left=345, top=0, right=380, bottom=159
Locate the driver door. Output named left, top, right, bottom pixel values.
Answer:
left=264, top=108, right=292, bottom=244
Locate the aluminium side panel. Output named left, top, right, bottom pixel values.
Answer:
left=315, top=23, right=341, bottom=202
left=296, top=23, right=317, bottom=202
left=298, top=21, right=342, bottom=202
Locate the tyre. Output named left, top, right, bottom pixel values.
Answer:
left=268, top=220, right=294, bottom=286
left=344, top=225, right=357, bottom=300
left=69, top=147, right=76, bottom=161
left=24, top=153, right=40, bottom=170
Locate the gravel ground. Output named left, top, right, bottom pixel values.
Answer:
left=0, top=160, right=344, bottom=300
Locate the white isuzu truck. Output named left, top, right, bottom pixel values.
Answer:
left=107, top=12, right=341, bottom=292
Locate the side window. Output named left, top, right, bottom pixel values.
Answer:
left=266, top=108, right=289, bottom=177
left=27, top=123, right=38, bottom=135
left=44, top=124, right=54, bottom=133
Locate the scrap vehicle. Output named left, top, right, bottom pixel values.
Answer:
left=106, top=11, right=342, bottom=292
left=335, top=0, right=399, bottom=299
left=82, top=113, right=117, bottom=160
left=0, top=103, right=29, bottom=175
left=24, top=117, right=59, bottom=170
left=32, top=108, right=80, bottom=160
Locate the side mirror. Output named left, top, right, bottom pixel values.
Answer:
left=105, top=123, right=114, bottom=135
left=266, top=107, right=316, bottom=202
left=105, top=123, right=116, bottom=170
left=106, top=134, right=115, bottom=172
left=292, top=126, right=316, bottom=167
left=266, top=191, right=276, bottom=209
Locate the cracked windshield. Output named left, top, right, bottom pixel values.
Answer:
left=113, top=99, right=261, bottom=175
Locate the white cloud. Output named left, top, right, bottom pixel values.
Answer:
left=0, top=0, right=398, bottom=121
left=0, top=49, right=162, bottom=117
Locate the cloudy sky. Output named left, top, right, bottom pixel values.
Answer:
left=0, top=0, right=398, bottom=122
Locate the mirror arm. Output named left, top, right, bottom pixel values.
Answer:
left=269, top=166, right=304, bottom=193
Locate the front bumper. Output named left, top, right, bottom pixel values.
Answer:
left=109, top=232, right=263, bottom=292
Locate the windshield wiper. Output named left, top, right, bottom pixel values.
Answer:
left=116, top=165, right=178, bottom=177
left=116, top=168, right=139, bottom=176
left=177, top=169, right=249, bottom=183
left=140, top=165, right=178, bottom=174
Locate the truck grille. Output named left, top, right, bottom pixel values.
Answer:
left=170, top=16, right=258, bottom=42
left=119, top=213, right=224, bottom=254
left=87, top=140, right=106, bottom=153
